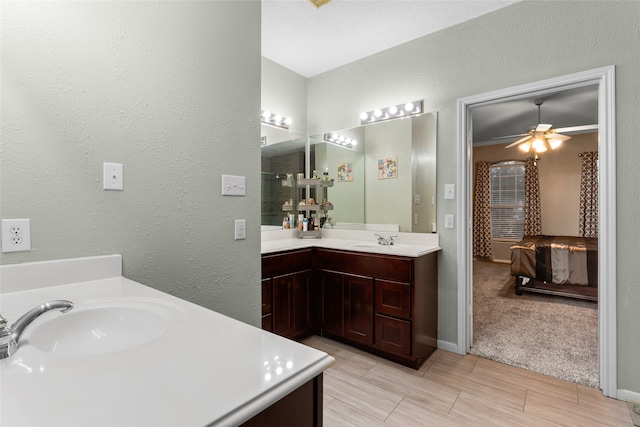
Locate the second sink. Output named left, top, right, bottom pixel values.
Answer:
left=25, top=298, right=182, bottom=356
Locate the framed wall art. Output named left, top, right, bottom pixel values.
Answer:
left=337, top=162, right=353, bottom=181
left=377, top=156, right=398, bottom=179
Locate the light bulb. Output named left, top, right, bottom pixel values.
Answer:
left=388, top=105, right=398, bottom=115
left=548, top=138, right=563, bottom=149
left=531, top=138, right=545, bottom=151
left=351, top=139, right=358, bottom=146
left=404, top=102, right=414, bottom=112
left=261, top=110, right=270, bottom=120
left=374, top=109, right=383, bottom=118
left=519, top=141, right=531, bottom=153
left=274, top=114, right=282, bottom=123
left=360, top=112, right=368, bottom=121
left=338, top=135, right=345, bottom=142
left=284, top=117, right=292, bottom=125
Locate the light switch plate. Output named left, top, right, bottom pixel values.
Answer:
left=444, top=184, right=455, bottom=200
left=234, top=219, right=246, bottom=240
left=222, top=175, right=246, bottom=196
left=104, top=162, right=123, bottom=190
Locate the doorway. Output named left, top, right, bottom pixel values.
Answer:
left=456, top=66, right=617, bottom=397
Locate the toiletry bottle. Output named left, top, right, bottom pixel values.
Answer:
left=298, top=214, right=304, bottom=231
left=282, top=217, right=287, bottom=229
left=302, top=218, right=308, bottom=232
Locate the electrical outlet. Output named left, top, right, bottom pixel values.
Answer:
left=444, top=214, right=455, bottom=229
left=2, top=219, right=31, bottom=252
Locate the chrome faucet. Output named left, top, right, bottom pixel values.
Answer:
left=375, top=234, right=398, bottom=245
left=0, top=300, right=74, bottom=359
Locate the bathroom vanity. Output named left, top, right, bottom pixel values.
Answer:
left=0, top=255, right=334, bottom=427
left=261, top=230, right=440, bottom=369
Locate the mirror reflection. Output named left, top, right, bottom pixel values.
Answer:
left=261, top=112, right=437, bottom=233
left=260, top=125, right=306, bottom=229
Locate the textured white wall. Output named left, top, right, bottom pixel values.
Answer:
left=307, top=1, right=640, bottom=394
left=0, top=1, right=262, bottom=326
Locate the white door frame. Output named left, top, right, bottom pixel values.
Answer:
left=456, top=66, right=617, bottom=397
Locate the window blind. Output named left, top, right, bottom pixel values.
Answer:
left=489, top=162, right=525, bottom=240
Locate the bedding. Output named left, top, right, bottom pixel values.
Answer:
left=510, top=235, right=598, bottom=287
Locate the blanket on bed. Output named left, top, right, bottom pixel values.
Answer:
left=510, top=235, right=598, bottom=287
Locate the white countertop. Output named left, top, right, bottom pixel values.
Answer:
left=261, top=228, right=441, bottom=257
left=0, top=255, right=334, bottom=427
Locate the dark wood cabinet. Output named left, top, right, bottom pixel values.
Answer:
left=319, top=270, right=343, bottom=336
left=262, top=278, right=273, bottom=332
left=262, top=246, right=438, bottom=369
left=343, top=274, right=374, bottom=346
left=319, top=270, right=374, bottom=345
left=262, top=249, right=314, bottom=340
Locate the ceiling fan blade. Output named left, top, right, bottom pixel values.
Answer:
left=547, top=132, right=572, bottom=142
left=505, top=135, right=532, bottom=149
left=491, top=132, right=528, bottom=140
left=536, top=124, right=553, bottom=132
left=553, top=124, right=599, bottom=133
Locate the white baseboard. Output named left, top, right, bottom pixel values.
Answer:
left=437, top=339, right=458, bottom=354
left=618, top=388, right=640, bottom=402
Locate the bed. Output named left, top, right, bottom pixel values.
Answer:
left=510, top=235, right=598, bottom=301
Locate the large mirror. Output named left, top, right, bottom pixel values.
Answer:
left=260, top=125, right=306, bottom=230
left=261, top=112, right=437, bottom=233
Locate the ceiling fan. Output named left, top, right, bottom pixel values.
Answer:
left=504, top=99, right=598, bottom=153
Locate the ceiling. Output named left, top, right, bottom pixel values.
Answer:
left=261, top=0, right=598, bottom=146
left=262, top=0, right=519, bottom=78
left=471, top=85, right=599, bottom=146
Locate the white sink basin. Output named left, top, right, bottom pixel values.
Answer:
left=26, top=298, right=182, bottom=356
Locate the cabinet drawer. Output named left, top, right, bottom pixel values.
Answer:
left=374, top=315, right=411, bottom=357
left=262, top=249, right=313, bottom=279
left=316, top=249, right=412, bottom=282
left=375, top=280, right=411, bottom=319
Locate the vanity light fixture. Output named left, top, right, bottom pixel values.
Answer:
left=360, top=100, right=423, bottom=125
left=261, top=110, right=292, bottom=130
left=323, top=132, right=358, bottom=149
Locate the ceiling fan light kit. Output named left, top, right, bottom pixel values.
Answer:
left=504, top=99, right=596, bottom=154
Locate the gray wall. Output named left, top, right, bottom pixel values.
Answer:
left=1, top=1, right=262, bottom=326
left=307, top=1, right=640, bottom=394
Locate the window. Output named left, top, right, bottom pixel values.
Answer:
left=489, top=161, right=525, bottom=240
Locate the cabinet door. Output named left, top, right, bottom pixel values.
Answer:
left=343, top=274, right=374, bottom=345
left=294, top=270, right=313, bottom=336
left=374, top=314, right=411, bottom=357
left=320, top=271, right=344, bottom=336
left=273, top=274, right=295, bottom=338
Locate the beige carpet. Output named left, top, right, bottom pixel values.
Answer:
left=470, top=259, right=599, bottom=388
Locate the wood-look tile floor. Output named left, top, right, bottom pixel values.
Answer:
left=302, top=336, right=633, bottom=427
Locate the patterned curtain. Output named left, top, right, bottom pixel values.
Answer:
left=473, top=161, right=493, bottom=258
left=579, top=151, right=598, bottom=237
left=524, top=157, right=542, bottom=236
